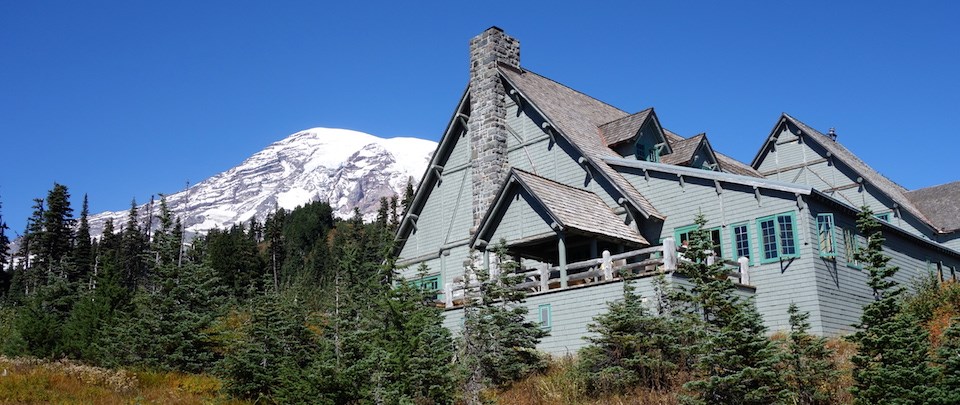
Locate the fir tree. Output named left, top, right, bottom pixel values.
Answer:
left=782, top=303, right=837, bottom=405
left=578, top=273, right=681, bottom=393
left=41, top=183, right=76, bottom=275
left=119, top=200, right=147, bottom=289
left=679, top=214, right=788, bottom=404
left=0, top=196, right=10, bottom=297
left=72, top=194, right=93, bottom=285
left=847, top=206, right=943, bottom=404
left=938, top=317, right=960, bottom=404
left=460, top=243, right=547, bottom=404
left=401, top=181, right=415, bottom=217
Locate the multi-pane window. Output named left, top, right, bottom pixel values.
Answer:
left=677, top=225, right=723, bottom=257
left=538, top=304, right=552, bottom=329
left=731, top=224, right=752, bottom=264
left=412, top=275, right=442, bottom=300
left=817, top=214, right=837, bottom=258
left=757, top=212, right=800, bottom=263
left=844, top=229, right=861, bottom=269
left=875, top=212, right=891, bottom=222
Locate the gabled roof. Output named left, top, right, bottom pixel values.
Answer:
left=599, top=108, right=657, bottom=147
left=498, top=64, right=664, bottom=219
left=663, top=129, right=761, bottom=177
left=753, top=113, right=934, bottom=231
left=905, top=181, right=960, bottom=233
left=660, top=133, right=707, bottom=165
left=472, top=168, right=648, bottom=247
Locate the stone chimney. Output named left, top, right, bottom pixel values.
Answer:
left=469, top=27, right=519, bottom=232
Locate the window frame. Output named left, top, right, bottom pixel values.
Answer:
left=843, top=228, right=862, bottom=269
left=875, top=212, right=891, bottom=222
left=675, top=224, right=723, bottom=258
left=411, top=274, right=443, bottom=300
left=756, top=212, right=800, bottom=264
left=816, top=213, right=837, bottom=258
left=538, top=304, right=552, bottom=330
left=730, top=222, right=753, bottom=265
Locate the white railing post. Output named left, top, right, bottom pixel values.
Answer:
left=601, top=250, right=612, bottom=280
left=540, top=264, right=550, bottom=292
left=444, top=282, right=453, bottom=308
left=705, top=250, right=716, bottom=266
left=738, top=257, right=750, bottom=285
left=663, top=237, right=677, bottom=270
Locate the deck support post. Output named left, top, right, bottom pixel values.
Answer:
left=540, top=264, right=550, bottom=291
left=601, top=250, right=613, bottom=280
left=444, top=283, right=454, bottom=308
left=558, top=234, right=568, bottom=288
left=663, top=237, right=677, bottom=271
left=739, top=257, right=750, bottom=285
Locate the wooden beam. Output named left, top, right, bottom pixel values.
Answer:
left=759, top=158, right=829, bottom=176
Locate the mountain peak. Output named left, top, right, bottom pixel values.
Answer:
left=86, top=127, right=436, bottom=238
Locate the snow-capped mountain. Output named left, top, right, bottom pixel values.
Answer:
left=86, top=128, right=436, bottom=238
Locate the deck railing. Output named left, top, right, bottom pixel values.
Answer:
left=441, top=237, right=750, bottom=308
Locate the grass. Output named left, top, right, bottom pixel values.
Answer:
left=0, top=356, right=247, bottom=404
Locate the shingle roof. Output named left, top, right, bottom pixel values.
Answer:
left=905, top=181, right=960, bottom=233
left=660, top=133, right=705, bottom=165
left=663, top=129, right=761, bottom=177
left=598, top=108, right=652, bottom=147
left=499, top=64, right=664, bottom=219
left=779, top=114, right=934, bottom=229
left=513, top=169, right=648, bottom=245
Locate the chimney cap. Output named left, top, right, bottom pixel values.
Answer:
left=828, top=127, right=837, bottom=141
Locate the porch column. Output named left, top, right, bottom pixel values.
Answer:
left=559, top=234, right=568, bottom=288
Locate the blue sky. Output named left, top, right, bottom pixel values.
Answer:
left=2, top=1, right=958, bottom=234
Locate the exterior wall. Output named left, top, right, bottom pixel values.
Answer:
left=619, top=166, right=821, bottom=333
left=440, top=274, right=751, bottom=356
left=806, top=198, right=960, bottom=334
left=485, top=187, right=556, bottom=245
left=398, top=128, right=473, bottom=269
left=756, top=125, right=931, bottom=238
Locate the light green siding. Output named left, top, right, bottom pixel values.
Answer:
left=486, top=187, right=557, bottom=245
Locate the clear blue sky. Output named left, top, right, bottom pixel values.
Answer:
left=2, top=1, right=958, bottom=234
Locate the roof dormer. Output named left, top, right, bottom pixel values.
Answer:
left=660, top=133, right=721, bottom=171
left=599, top=108, right=672, bottom=161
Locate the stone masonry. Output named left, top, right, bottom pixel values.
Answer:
left=469, top=27, right=520, bottom=233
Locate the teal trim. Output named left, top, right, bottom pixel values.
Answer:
left=875, top=212, right=891, bottom=222
left=817, top=213, right=837, bottom=258
left=411, top=274, right=443, bottom=300
left=730, top=223, right=753, bottom=265
left=757, top=211, right=800, bottom=264
left=538, top=304, right=552, bottom=329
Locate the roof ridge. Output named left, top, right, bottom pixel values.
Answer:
left=907, top=179, right=960, bottom=193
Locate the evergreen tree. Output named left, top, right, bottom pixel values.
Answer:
left=782, top=303, right=837, bottom=405
left=0, top=196, right=10, bottom=297
left=41, top=183, right=75, bottom=275
left=938, top=317, right=960, bottom=404
left=72, top=194, right=93, bottom=285
left=460, top=243, right=547, bottom=404
left=847, top=206, right=943, bottom=404
left=679, top=214, right=788, bottom=404
left=578, top=273, right=681, bottom=393
left=401, top=181, right=415, bottom=217
left=119, top=200, right=147, bottom=289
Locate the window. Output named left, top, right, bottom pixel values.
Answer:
left=412, top=274, right=440, bottom=291
left=875, top=212, right=891, bottom=222
left=843, top=229, right=861, bottom=269
left=676, top=224, right=723, bottom=258
left=411, top=274, right=442, bottom=300
left=538, top=304, right=552, bottom=329
left=817, top=214, right=837, bottom=258
left=731, top=223, right=752, bottom=264
left=757, top=212, right=799, bottom=263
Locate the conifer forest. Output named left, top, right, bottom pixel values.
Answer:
left=0, top=184, right=958, bottom=404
